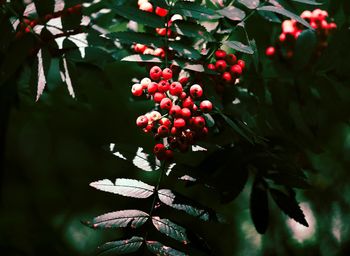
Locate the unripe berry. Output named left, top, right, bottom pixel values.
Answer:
left=207, top=63, right=216, bottom=70
left=155, top=7, right=168, bottom=17
left=169, top=105, right=182, bottom=117
left=147, top=82, right=158, bottom=94
left=200, top=100, right=213, bottom=113
left=215, top=49, right=226, bottom=60
left=215, top=60, right=227, bottom=72
left=225, top=53, right=237, bottom=65
left=136, top=115, right=149, bottom=128
left=237, top=60, right=245, bottom=69
left=181, top=108, right=192, bottom=119
left=149, top=111, right=161, bottom=121
left=160, top=97, right=173, bottom=110
left=131, top=84, right=143, bottom=96
left=169, top=82, right=183, bottom=96
left=159, top=117, right=171, bottom=127
left=150, top=66, right=162, bottom=80
left=141, top=77, right=151, bottom=89
left=182, top=96, right=194, bottom=109
left=230, top=64, right=243, bottom=77
left=134, top=43, right=147, bottom=53
left=139, top=2, right=153, bottom=12
left=153, top=92, right=166, bottom=103
left=222, top=72, right=232, bottom=83
left=157, top=80, right=170, bottom=92
left=157, top=125, right=169, bottom=137
left=162, top=68, right=173, bottom=80
left=174, top=118, right=186, bottom=128
left=193, top=116, right=206, bottom=129
left=189, top=84, right=203, bottom=98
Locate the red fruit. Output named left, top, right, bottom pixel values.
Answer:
left=282, top=20, right=295, bottom=34
left=169, top=105, right=182, bottom=117
left=140, top=78, right=151, bottom=89
left=200, top=100, right=213, bottom=113
left=180, top=92, right=187, bottom=99
left=266, top=46, right=276, bottom=58
left=230, top=64, right=242, bottom=77
left=225, top=53, right=237, bottom=65
left=237, top=60, right=245, bottom=69
left=157, top=80, right=170, bottom=92
left=147, top=82, right=158, bottom=94
left=153, top=92, right=166, bottom=103
left=179, top=77, right=189, bottom=85
left=279, top=33, right=287, bottom=42
left=156, top=28, right=166, bottom=36
left=170, top=127, right=179, bottom=136
left=154, top=48, right=165, bottom=58
left=160, top=97, right=173, bottom=110
left=159, top=117, right=171, bottom=127
left=215, top=49, right=227, bottom=60
left=182, top=96, right=194, bottom=109
left=189, top=84, right=203, bottom=98
left=169, top=82, right=183, bottom=96
left=150, top=66, right=162, bottom=80
left=222, top=72, right=232, bottom=83
left=207, top=63, right=216, bottom=70
left=157, top=125, right=169, bottom=137
left=143, top=124, right=153, bottom=133
left=25, top=27, right=31, bottom=33
left=134, top=43, right=147, bottom=53
left=131, top=84, right=143, bottom=96
left=154, top=143, right=166, bottom=157
left=29, top=20, right=37, bottom=28
left=300, top=10, right=312, bottom=21
left=192, top=104, right=198, bottom=112
left=328, top=22, right=337, bottom=30
left=181, top=108, right=192, bottom=119
left=139, top=2, right=153, bottom=12
left=155, top=7, right=168, bottom=17
left=165, top=149, right=174, bottom=161
left=174, top=118, right=186, bottom=128
left=136, top=115, right=149, bottom=128
left=193, top=116, right=206, bottom=129
left=162, top=68, right=173, bottom=80
left=143, top=48, right=154, bottom=55
left=215, top=60, right=227, bottom=72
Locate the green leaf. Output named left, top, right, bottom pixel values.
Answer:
left=86, top=210, right=149, bottom=229
left=249, top=39, right=259, bottom=71
left=109, top=31, right=164, bottom=47
left=173, top=1, right=222, bottom=20
left=97, top=237, right=143, bottom=255
left=257, top=5, right=312, bottom=29
left=121, top=54, right=162, bottom=63
left=114, top=5, right=164, bottom=28
left=217, top=6, right=246, bottom=21
left=169, top=42, right=202, bottom=60
left=171, top=20, right=215, bottom=41
left=152, top=217, right=189, bottom=244
left=152, top=0, right=169, bottom=9
left=90, top=179, right=155, bottom=198
left=146, top=240, right=187, bottom=256
left=219, top=113, right=253, bottom=143
left=250, top=178, right=269, bottom=234
left=223, top=41, right=254, bottom=54
left=270, top=188, right=309, bottom=227
left=291, top=0, right=322, bottom=5
left=266, top=171, right=311, bottom=189
left=293, top=29, right=318, bottom=69
left=258, top=10, right=281, bottom=23
left=237, top=0, right=260, bottom=9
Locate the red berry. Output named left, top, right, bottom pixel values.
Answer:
left=154, top=143, right=166, bottom=159
left=179, top=77, right=189, bottom=85
left=139, top=2, right=153, bottom=12
left=165, top=149, right=174, bottom=161
left=147, top=82, right=158, bottom=94
left=222, top=72, right=232, bottom=83
left=193, top=116, right=206, bottom=129
left=182, top=96, right=194, bottom=109
left=153, top=92, right=166, bottom=103
left=25, top=27, right=31, bottom=33
left=225, top=54, right=237, bottom=65
left=154, top=48, right=165, bottom=58
left=189, top=84, right=203, bottom=98
left=237, top=60, right=245, bottom=69
left=215, top=60, right=227, bottom=72
left=159, top=117, right=171, bottom=127
left=44, top=14, right=54, bottom=21
left=150, top=66, right=162, bottom=80
left=157, top=80, right=170, bottom=92
left=157, top=125, right=169, bottom=137
left=160, top=97, right=173, bottom=110
left=266, top=46, right=276, bottom=58
left=131, top=84, right=143, bottom=96
left=282, top=20, right=295, bottom=34
left=200, top=100, right=213, bottom=113
left=140, top=78, right=151, bottom=89
left=174, top=118, right=186, bottom=128
left=301, top=10, right=312, bottom=21
left=169, top=105, right=182, bottom=117
left=155, top=7, right=168, bottom=17
left=192, top=104, right=198, bottom=112
left=156, top=28, right=166, bottom=36
left=328, top=22, right=337, bottom=30
left=143, top=48, right=155, bottom=55
left=171, top=127, right=179, bottom=136
left=215, top=49, right=226, bottom=60
left=180, top=92, right=187, bottom=99
left=136, top=115, right=149, bottom=128
left=230, top=64, right=242, bottom=77
left=162, top=68, right=173, bottom=80
left=134, top=43, right=147, bottom=53
left=279, top=33, right=287, bottom=43
left=181, top=108, right=192, bottom=119
left=169, top=82, right=183, bottom=96
left=207, top=63, right=216, bottom=70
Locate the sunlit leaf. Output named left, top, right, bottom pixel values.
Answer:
left=97, top=236, right=143, bottom=255
left=223, top=41, right=254, bottom=54
left=121, top=54, right=162, bottom=63
left=217, top=6, right=246, bottom=21
left=146, top=240, right=187, bottom=256
left=152, top=216, right=189, bottom=244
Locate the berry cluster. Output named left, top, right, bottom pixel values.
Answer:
left=133, top=66, right=213, bottom=161
left=206, top=50, right=246, bottom=93
left=265, top=9, right=337, bottom=60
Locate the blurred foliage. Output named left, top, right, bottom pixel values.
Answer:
left=1, top=0, right=350, bottom=255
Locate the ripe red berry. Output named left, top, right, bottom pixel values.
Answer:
left=169, top=82, right=183, bottom=96
left=230, top=64, right=243, bottom=77
left=215, top=49, right=227, bottom=60
left=154, top=48, right=165, bottom=58
left=150, top=66, right=162, bottom=80
left=225, top=53, right=237, bottom=65
left=165, top=149, right=174, bottom=161
left=147, top=82, right=158, bottom=94
left=179, top=77, right=189, bottom=85
left=222, top=72, right=232, bottom=83
left=160, top=97, right=173, bottom=110
left=174, top=118, right=186, bottom=128
left=181, top=108, right=192, bottom=119
left=159, top=117, right=171, bottom=127
left=169, top=105, right=182, bottom=117
left=171, top=127, right=179, bottom=136
left=180, top=92, right=187, bottom=99
left=143, top=48, right=155, bottom=55
left=237, top=60, right=245, bottom=69
left=141, top=78, right=151, bottom=89
left=157, top=80, right=170, bottom=92
left=200, top=100, right=213, bottom=113
left=139, top=2, right=153, bottom=12
left=182, top=96, right=194, bottom=109
left=155, top=7, right=168, bottom=17
left=136, top=115, right=149, bottom=128
left=134, top=43, right=147, bottom=53
left=207, top=63, right=216, bottom=71
left=148, top=111, right=161, bottom=121
left=193, top=116, right=206, bottom=129
left=154, top=143, right=166, bottom=157
left=189, top=84, right=203, bottom=98
left=215, top=60, right=227, bottom=72
left=157, top=125, right=169, bottom=137
left=132, top=84, right=143, bottom=96
left=162, top=68, right=173, bottom=80
left=279, top=33, right=287, bottom=43
left=153, top=92, right=166, bottom=103
left=266, top=46, right=276, bottom=58
left=156, top=28, right=166, bottom=36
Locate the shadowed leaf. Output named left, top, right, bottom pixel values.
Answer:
left=97, top=236, right=143, bottom=255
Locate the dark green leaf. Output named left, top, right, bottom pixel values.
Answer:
left=258, top=10, right=281, bottom=23
left=97, top=237, right=143, bottom=255
left=223, top=41, right=254, bottom=54
left=169, top=42, right=202, bottom=60
left=109, top=31, right=164, bottom=47
left=219, top=113, right=253, bottom=143
left=293, top=29, right=318, bottom=69
left=292, top=0, right=322, bottom=5
left=146, top=240, right=187, bottom=256
left=250, top=178, right=269, bottom=234
left=90, top=178, right=155, bottom=198
left=217, top=6, right=246, bottom=21
left=171, top=20, right=215, bottom=41
left=266, top=171, right=311, bottom=189
left=173, top=1, right=222, bottom=20
left=152, top=217, right=189, bottom=243
left=270, top=188, right=309, bottom=227
left=237, top=0, right=260, bottom=9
